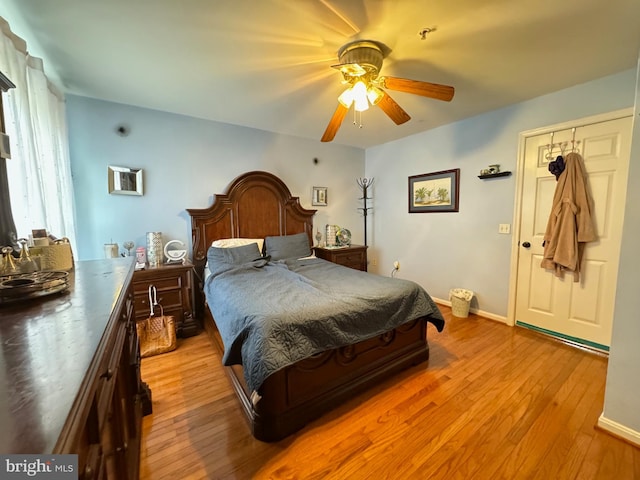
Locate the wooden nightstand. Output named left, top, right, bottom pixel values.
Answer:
left=313, top=244, right=368, bottom=271
left=132, top=261, right=199, bottom=337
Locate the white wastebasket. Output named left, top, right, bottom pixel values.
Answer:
left=449, top=288, right=474, bottom=318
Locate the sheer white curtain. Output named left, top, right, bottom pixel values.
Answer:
left=0, top=17, right=76, bottom=247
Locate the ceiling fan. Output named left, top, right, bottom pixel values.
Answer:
left=321, top=40, right=455, bottom=142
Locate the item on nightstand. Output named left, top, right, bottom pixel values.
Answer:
left=336, top=227, right=351, bottom=246
left=163, top=239, right=187, bottom=264
left=146, top=232, right=163, bottom=267
left=136, top=285, right=177, bottom=358
left=325, top=224, right=337, bottom=247
left=136, top=246, right=147, bottom=264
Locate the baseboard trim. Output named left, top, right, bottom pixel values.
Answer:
left=432, top=298, right=508, bottom=325
left=597, top=414, right=640, bottom=447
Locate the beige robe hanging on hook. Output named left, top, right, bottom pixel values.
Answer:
left=540, top=151, right=596, bottom=282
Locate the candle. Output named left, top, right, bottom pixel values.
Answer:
left=104, top=243, right=119, bottom=258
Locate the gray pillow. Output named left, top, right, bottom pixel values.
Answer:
left=207, top=242, right=262, bottom=268
left=264, top=232, right=311, bottom=260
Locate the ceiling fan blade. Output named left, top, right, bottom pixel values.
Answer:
left=377, top=92, right=411, bottom=125
left=321, top=103, right=349, bottom=142
left=379, top=76, right=455, bottom=102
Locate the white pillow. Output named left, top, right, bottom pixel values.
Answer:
left=211, top=237, right=264, bottom=253
left=205, top=238, right=265, bottom=281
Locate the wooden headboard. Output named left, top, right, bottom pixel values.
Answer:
left=187, top=171, right=316, bottom=316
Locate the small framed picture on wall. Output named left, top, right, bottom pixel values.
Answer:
left=312, top=186, right=328, bottom=206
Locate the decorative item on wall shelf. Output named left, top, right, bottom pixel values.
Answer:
left=478, top=163, right=511, bottom=179
left=357, top=177, right=374, bottom=246
left=409, top=169, right=460, bottom=213
left=312, top=186, right=327, bottom=206
left=108, top=165, right=143, bottom=195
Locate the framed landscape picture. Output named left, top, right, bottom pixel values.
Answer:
left=408, top=168, right=459, bottom=213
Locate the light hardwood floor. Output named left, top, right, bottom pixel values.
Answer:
left=139, top=307, right=640, bottom=479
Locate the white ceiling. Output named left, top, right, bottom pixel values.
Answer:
left=5, top=0, right=640, bottom=149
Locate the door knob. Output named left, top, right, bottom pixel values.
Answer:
left=522, top=241, right=531, bottom=248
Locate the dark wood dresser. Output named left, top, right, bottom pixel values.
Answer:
left=313, top=244, right=368, bottom=271
left=132, top=261, right=198, bottom=337
left=0, top=258, right=149, bottom=479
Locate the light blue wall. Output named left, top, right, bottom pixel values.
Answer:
left=66, top=96, right=365, bottom=260
left=365, top=69, right=637, bottom=316
left=602, top=58, right=640, bottom=435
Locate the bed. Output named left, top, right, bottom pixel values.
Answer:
left=187, top=170, right=444, bottom=441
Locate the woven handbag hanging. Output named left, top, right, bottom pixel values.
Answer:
left=136, top=285, right=177, bottom=358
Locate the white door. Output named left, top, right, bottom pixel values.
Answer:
left=514, top=114, right=632, bottom=350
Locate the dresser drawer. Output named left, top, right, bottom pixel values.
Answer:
left=331, top=251, right=364, bottom=266
left=134, top=289, right=183, bottom=315
left=94, top=323, right=127, bottom=432
left=133, top=275, right=183, bottom=294
left=314, top=245, right=368, bottom=271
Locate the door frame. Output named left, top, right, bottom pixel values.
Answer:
left=506, top=107, right=634, bottom=327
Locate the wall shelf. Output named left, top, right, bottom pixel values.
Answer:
left=478, top=171, right=512, bottom=179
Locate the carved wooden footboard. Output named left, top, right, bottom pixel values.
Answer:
left=203, top=307, right=430, bottom=441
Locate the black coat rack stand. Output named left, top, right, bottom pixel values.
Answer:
left=357, top=178, right=373, bottom=247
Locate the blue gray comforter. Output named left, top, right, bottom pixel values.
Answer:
left=204, top=257, right=444, bottom=392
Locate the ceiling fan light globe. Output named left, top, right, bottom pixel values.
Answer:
left=338, top=87, right=354, bottom=108
left=354, top=98, right=369, bottom=112
left=352, top=81, right=369, bottom=111
left=367, top=86, right=384, bottom=105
